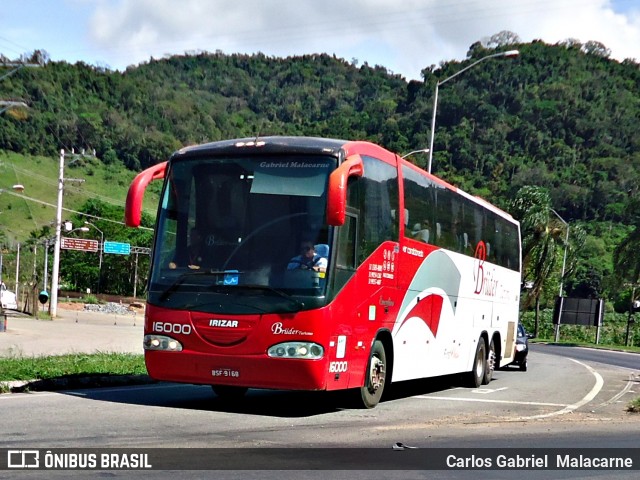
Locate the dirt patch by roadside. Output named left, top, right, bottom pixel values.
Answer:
left=57, top=302, right=85, bottom=311
left=57, top=301, right=145, bottom=315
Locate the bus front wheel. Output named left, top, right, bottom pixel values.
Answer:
left=359, top=340, right=387, bottom=409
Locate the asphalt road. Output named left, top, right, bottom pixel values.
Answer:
left=531, top=343, right=640, bottom=371
left=1, top=344, right=638, bottom=479
left=1, top=311, right=638, bottom=479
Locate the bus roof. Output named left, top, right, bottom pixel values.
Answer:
left=174, top=136, right=349, bottom=159
left=171, top=135, right=516, bottom=224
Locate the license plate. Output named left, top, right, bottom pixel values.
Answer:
left=211, top=368, right=240, bottom=378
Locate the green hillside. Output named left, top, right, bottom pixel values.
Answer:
left=2, top=42, right=639, bottom=223
left=0, top=151, right=159, bottom=242
left=1, top=37, right=640, bottom=310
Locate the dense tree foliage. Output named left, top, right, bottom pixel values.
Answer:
left=3, top=43, right=639, bottom=222
left=2, top=39, right=640, bottom=308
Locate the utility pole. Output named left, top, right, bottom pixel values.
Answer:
left=49, top=149, right=89, bottom=318
left=49, top=150, right=65, bottom=318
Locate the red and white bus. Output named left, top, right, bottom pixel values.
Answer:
left=126, top=136, right=521, bottom=408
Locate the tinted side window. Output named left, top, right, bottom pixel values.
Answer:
left=403, top=166, right=435, bottom=245
left=358, top=156, right=399, bottom=262
left=402, top=164, right=520, bottom=271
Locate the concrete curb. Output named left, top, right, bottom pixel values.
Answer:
left=1, top=374, right=156, bottom=394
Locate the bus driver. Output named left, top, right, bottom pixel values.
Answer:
left=287, top=240, right=327, bottom=273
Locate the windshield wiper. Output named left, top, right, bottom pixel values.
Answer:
left=232, top=284, right=306, bottom=311
left=159, top=270, right=239, bottom=302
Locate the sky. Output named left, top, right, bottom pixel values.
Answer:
left=1, top=0, right=640, bottom=80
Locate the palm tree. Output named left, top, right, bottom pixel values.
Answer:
left=511, top=186, right=570, bottom=337
left=613, top=198, right=640, bottom=294
left=614, top=237, right=640, bottom=283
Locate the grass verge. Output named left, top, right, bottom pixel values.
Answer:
left=627, top=397, right=640, bottom=414
left=0, top=352, right=149, bottom=393
left=529, top=339, right=640, bottom=354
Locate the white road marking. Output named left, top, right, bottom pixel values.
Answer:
left=414, top=395, right=566, bottom=407
left=471, top=387, right=508, bottom=394
left=516, top=358, right=604, bottom=420
left=593, top=372, right=637, bottom=409
left=415, top=359, right=607, bottom=416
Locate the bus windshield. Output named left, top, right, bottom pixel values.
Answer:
left=148, top=154, right=336, bottom=314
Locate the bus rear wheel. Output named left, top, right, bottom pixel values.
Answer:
left=465, top=339, right=486, bottom=388
left=211, top=385, right=248, bottom=400
left=483, top=339, right=496, bottom=385
left=359, top=340, right=387, bottom=409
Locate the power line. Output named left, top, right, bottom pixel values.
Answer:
left=0, top=35, right=31, bottom=57
left=10, top=164, right=128, bottom=208
left=0, top=189, right=153, bottom=231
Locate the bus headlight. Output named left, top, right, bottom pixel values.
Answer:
left=144, top=334, right=183, bottom=351
left=268, top=342, right=324, bottom=359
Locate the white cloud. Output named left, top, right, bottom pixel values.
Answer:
left=85, top=0, right=640, bottom=78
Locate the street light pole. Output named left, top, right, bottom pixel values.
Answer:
left=43, top=238, right=51, bottom=292
left=0, top=101, right=29, bottom=115
left=49, top=149, right=65, bottom=318
left=550, top=208, right=569, bottom=342
left=400, top=148, right=430, bottom=160
left=1, top=61, right=41, bottom=115
left=550, top=209, right=570, bottom=298
left=84, top=221, right=104, bottom=294
left=427, top=49, right=519, bottom=174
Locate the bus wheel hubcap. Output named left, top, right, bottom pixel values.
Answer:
left=370, top=357, right=385, bottom=391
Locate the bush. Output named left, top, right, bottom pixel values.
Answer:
left=521, top=308, right=639, bottom=347
left=82, top=294, right=99, bottom=305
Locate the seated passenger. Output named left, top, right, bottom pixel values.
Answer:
left=412, top=221, right=430, bottom=243
left=287, top=240, right=327, bottom=273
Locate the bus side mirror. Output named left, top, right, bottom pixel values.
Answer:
left=326, top=155, right=364, bottom=226
left=125, top=161, right=167, bottom=227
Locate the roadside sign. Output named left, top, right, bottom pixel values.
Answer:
left=103, top=241, right=131, bottom=255
left=60, top=237, right=99, bottom=252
